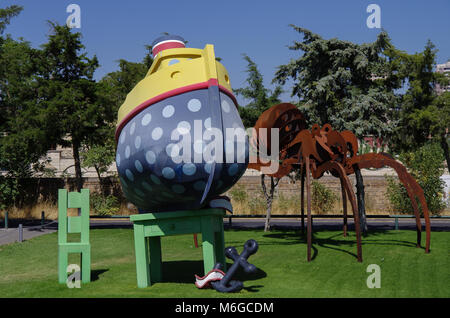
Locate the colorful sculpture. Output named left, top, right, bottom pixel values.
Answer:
left=249, top=103, right=431, bottom=262
left=58, top=189, right=91, bottom=284
left=195, top=239, right=259, bottom=293
left=115, top=35, right=248, bottom=212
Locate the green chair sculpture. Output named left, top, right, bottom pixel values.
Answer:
left=130, top=208, right=226, bottom=288
left=58, top=189, right=91, bottom=284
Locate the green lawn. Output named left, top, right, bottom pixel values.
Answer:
left=0, top=228, right=448, bottom=298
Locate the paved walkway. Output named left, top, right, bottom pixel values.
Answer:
left=1, top=217, right=449, bottom=246
left=0, top=227, right=56, bottom=246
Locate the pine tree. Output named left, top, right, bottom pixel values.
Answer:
left=274, top=25, right=399, bottom=139
left=235, top=54, right=282, bottom=128
left=234, top=55, right=283, bottom=231
left=0, top=5, right=22, bottom=35
left=273, top=26, right=401, bottom=232
left=38, top=23, right=101, bottom=191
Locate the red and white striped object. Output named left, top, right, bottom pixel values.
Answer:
left=152, top=38, right=185, bottom=57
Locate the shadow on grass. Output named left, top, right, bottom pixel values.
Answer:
left=161, top=260, right=267, bottom=292
left=91, top=269, right=109, bottom=282
left=262, top=229, right=424, bottom=261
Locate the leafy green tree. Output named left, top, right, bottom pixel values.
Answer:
left=273, top=26, right=402, bottom=233
left=0, top=6, right=51, bottom=209
left=81, top=46, right=154, bottom=193
left=37, top=23, right=102, bottom=191
left=100, top=47, right=153, bottom=112
left=388, top=41, right=450, bottom=171
left=79, top=79, right=119, bottom=192
left=433, top=92, right=450, bottom=171
left=81, top=141, right=115, bottom=193
left=0, top=5, right=22, bottom=35
left=0, top=37, right=45, bottom=177
left=234, top=54, right=282, bottom=231
left=0, top=6, right=41, bottom=176
left=234, top=54, right=282, bottom=128
left=274, top=25, right=399, bottom=137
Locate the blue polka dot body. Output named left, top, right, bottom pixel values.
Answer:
left=116, top=89, right=249, bottom=212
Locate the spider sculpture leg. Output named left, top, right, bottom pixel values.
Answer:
left=315, top=160, right=363, bottom=262
left=340, top=177, right=348, bottom=237
left=305, top=157, right=313, bottom=262
left=348, top=153, right=431, bottom=253
left=300, top=163, right=306, bottom=234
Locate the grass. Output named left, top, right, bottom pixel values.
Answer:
left=0, top=228, right=448, bottom=298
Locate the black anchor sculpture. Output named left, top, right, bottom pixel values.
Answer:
left=211, top=239, right=259, bottom=293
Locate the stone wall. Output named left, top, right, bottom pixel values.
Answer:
left=7, top=172, right=447, bottom=219
left=229, top=175, right=395, bottom=215
left=14, top=177, right=122, bottom=204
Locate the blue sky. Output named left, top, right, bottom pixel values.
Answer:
left=3, top=0, right=450, bottom=104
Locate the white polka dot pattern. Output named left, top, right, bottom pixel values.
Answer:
left=182, top=163, right=196, bottom=176
left=116, top=89, right=248, bottom=212
left=141, top=113, right=152, bottom=126
left=162, top=105, right=175, bottom=118
left=145, top=151, right=156, bottom=164
left=187, top=99, right=202, bottom=112
left=162, top=167, right=175, bottom=179
left=135, top=136, right=141, bottom=149
left=152, top=127, right=163, bottom=140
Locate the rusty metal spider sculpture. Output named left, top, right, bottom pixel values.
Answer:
left=248, top=103, right=431, bottom=262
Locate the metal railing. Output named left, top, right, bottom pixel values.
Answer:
left=389, top=214, right=450, bottom=230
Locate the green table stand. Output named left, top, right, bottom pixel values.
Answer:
left=58, top=189, right=91, bottom=284
left=130, top=208, right=226, bottom=288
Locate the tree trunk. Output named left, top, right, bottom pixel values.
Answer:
left=94, top=164, right=105, bottom=195
left=354, top=165, right=368, bottom=235
left=264, top=197, right=273, bottom=232
left=72, top=139, right=84, bottom=192
left=262, top=174, right=278, bottom=232
left=441, top=135, right=450, bottom=175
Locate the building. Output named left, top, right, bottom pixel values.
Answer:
left=435, top=60, right=450, bottom=95
left=40, top=145, right=117, bottom=178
